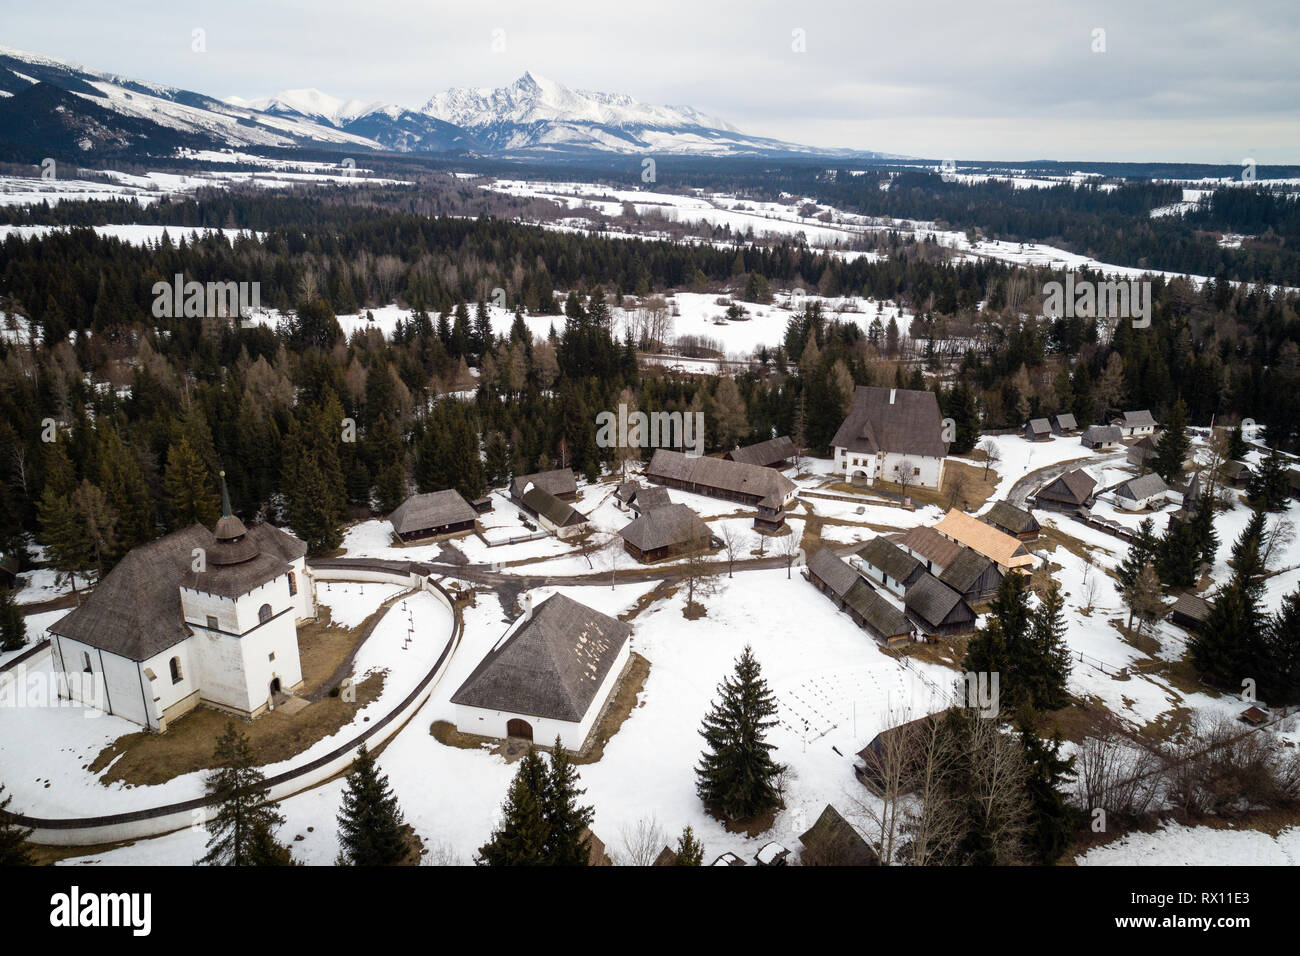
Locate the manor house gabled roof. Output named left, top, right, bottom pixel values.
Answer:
left=831, top=386, right=949, bottom=459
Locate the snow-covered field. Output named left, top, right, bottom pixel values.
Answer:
left=1077, top=821, right=1300, bottom=866
left=0, top=584, right=452, bottom=818
left=58, top=569, right=956, bottom=866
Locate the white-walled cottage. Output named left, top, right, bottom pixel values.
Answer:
left=831, top=387, right=950, bottom=489
left=450, top=593, right=632, bottom=750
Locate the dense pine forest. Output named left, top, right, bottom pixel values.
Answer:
left=1, top=185, right=1297, bottom=585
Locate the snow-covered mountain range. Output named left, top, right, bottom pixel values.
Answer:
left=0, top=46, right=885, bottom=160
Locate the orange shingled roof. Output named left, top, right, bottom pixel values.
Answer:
left=933, top=508, right=1034, bottom=570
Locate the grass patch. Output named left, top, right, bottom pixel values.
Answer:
left=89, top=672, right=386, bottom=788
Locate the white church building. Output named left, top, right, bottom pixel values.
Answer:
left=48, top=476, right=316, bottom=731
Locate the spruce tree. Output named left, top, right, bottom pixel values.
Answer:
left=336, top=743, right=410, bottom=865
left=695, top=645, right=784, bottom=821
left=1116, top=518, right=1158, bottom=595
left=1247, top=449, right=1291, bottom=512
left=199, top=723, right=291, bottom=866
left=0, top=784, right=32, bottom=865
left=673, top=825, right=704, bottom=865
left=1016, top=706, right=1077, bottom=865
left=1261, top=590, right=1300, bottom=707
left=1027, top=580, right=1072, bottom=710
left=1153, top=398, right=1190, bottom=482
left=1190, top=511, right=1268, bottom=693
left=541, top=738, right=594, bottom=866
left=478, top=746, right=551, bottom=866
left=1156, top=514, right=1201, bottom=587
left=163, top=436, right=220, bottom=531
left=0, top=587, right=26, bottom=652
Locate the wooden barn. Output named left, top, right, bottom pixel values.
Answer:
left=981, top=501, right=1040, bottom=541
left=798, top=805, right=878, bottom=866
left=620, top=504, right=713, bottom=564
left=387, top=490, right=478, bottom=542
left=644, top=449, right=796, bottom=532
left=1024, top=418, right=1052, bottom=442
left=724, top=435, right=796, bottom=469
left=807, top=548, right=913, bottom=646
left=904, top=573, right=976, bottom=637
left=1051, top=413, right=1079, bottom=435
left=1168, top=593, right=1211, bottom=631
left=1081, top=424, right=1123, bottom=450
left=1032, top=468, right=1097, bottom=512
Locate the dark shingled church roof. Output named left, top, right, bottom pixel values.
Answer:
left=450, top=594, right=631, bottom=722
left=831, top=386, right=949, bottom=459
left=50, top=521, right=305, bottom=661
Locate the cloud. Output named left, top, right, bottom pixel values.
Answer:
left=4, top=0, right=1297, bottom=162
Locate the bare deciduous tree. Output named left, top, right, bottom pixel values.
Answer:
left=618, top=816, right=666, bottom=867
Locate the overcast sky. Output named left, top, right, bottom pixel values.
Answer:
left=5, top=0, right=1297, bottom=163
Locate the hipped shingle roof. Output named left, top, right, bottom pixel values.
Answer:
left=450, top=594, right=631, bottom=722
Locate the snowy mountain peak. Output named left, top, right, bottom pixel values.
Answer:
left=224, top=88, right=384, bottom=126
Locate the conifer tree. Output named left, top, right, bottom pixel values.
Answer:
left=0, top=785, right=32, bottom=865
left=1016, top=706, right=1077, bottom=866
left=1247, top=449, right=1291, bottom=512
left=1027, top=580, right=1072, bottom=710
left=696, top=645, right=784, bottom=821
left=478, top=746, right=552, bottom=866
left=0, top=587, right=26, bottom=652
left=1261, top=590, right=1300, bottom=706
left=1190, top=511, right=1268, bottom=693
left=1116, top=518, right=1158, bottom=595
left=673, top=825, right=704, bottom=865
left=163, top=436, right=220, bottom=531
left=1153, top=398, right=1190, bottom=482
left=336, top=743, right=410, bottom=865
left=199, top=723, right=292, bottom=866
left=541, top=738, right=594, bottom=866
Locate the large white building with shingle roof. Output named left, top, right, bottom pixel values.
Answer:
left=450, top=593, right=632, bottom=750
left=831, top=387, right=950, bottom=489
left=48, top=476, right=315, bottom=731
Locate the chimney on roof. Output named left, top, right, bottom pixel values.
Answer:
left=519, top=592, right=533, bottom=624
left=889, top=388, right=896, bottom=405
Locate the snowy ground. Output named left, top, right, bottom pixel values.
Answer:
left=243, top=288, right=911, bottom=363
left=1077, top=822, right=1300, bottom=866
left=0, top=585, right=452, bottom=818
left=59, top=569, right=957, bottom=865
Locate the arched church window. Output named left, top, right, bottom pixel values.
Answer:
left=169, top=657, right=183, bottom=684
left=258, top=604, right=273, bottom=624
left=287, top=571, right=298, bottom=596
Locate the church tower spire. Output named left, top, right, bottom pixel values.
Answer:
left=210, top=469, right=259, bottom=566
